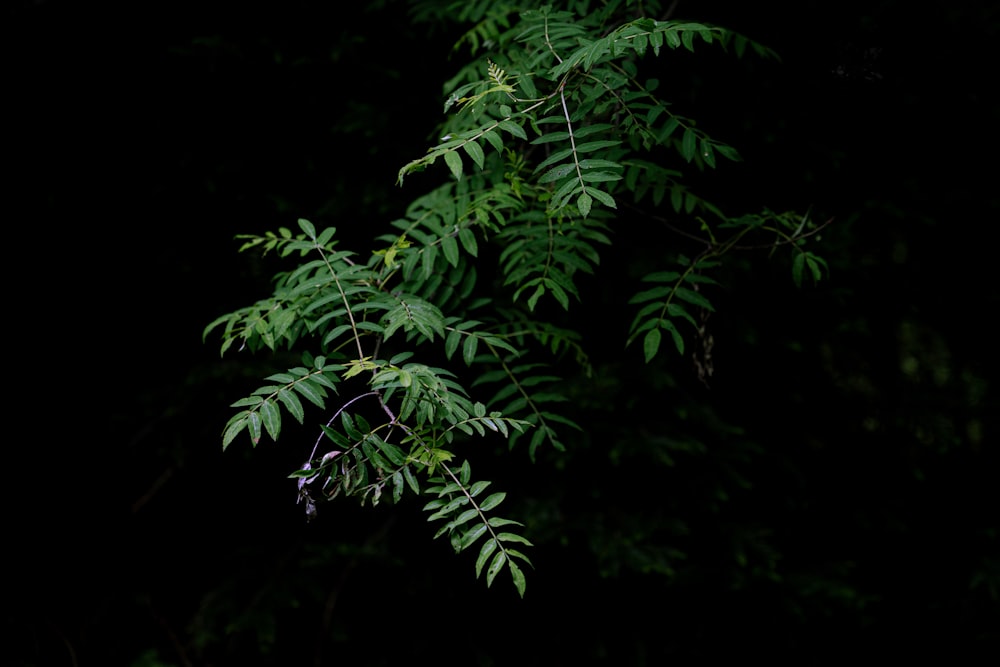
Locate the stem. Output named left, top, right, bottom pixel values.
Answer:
left=314, top=241, right=366, bottom=360
left=559, top=83, right=588, bottom=198
left=308, top=391, right=379, bottom=462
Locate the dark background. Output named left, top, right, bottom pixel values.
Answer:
left=6, top=0, right=998, bottom=664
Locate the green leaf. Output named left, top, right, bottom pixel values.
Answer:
left=666, top=302, right=698, bottom=328
left=292, top=378, right=328, bottom=408
left=583, top=37, right=610, bottom=69
left=421, top=242, right=438, bottom=279
left=526, top=283, right=545, bottom=311
left=222, top=415, right=249, bottom=450
left=487, top=517, right=524, bottom=528
left=445, top=329, right=462, bottom=359
left=458, top=227, right=478, bottom=256
left=506, top=548, right=533, bottom=568
left=276, top=389, right=304, bottom=424
left=444, top=150, right=463, bottom=180
left=531, top=131, right=571, bottom=145
left=663, top=319, right=685, bottom=354
left=629, top=286, right=672, bottom=304
left=230, top=395, right=264, bottom=408
left=462, top=140, right=485, bottom=169
left=320, top=424, right=350, bottom=448
left=486, top=551, right=507, bottom=588
left=792, top=252, right=805, bottom=287
left=545, top=278, right=571, bottom=310
left=497, top=119, right=526, bottom=140
left=539, top=163, right=576, bottom=183
left=403, top=465, right=420, bottom=494
left=551, top=177, right=584, bottom=209
left=476, top=539, right=498, bottom=578
left=469, top=480, right=491, bottom=497
left=700, top=139, right=716, bottom=168
left=674, top=287, right=714, bottom=311
left=681, top=29, right=696, bottom=52
left=392, top=470, right=405, bottom=503
left=509, top=559, right=526, bottom=597
left=481, top=129, right=503, bottom=153
left=259, top=399, right=281, bottom=442
left=807, top=255, right=823, bottom=282
left=362, top=438, right=392, bottom=472
left=577, top=157, right=621, bottom=169
left=534, top=147, right=574, bottom=173
left=714, top=143, right=742, bottom=161
left=442, top=235, right=460, bottom=267
left=341, top=411, right=363, bottom=440
left=649, top=31, right=663, bottom=56
left=458, top=522, right=489, bottom=552
left=633, top=32, right=648, bottom=57
left=643, top=271, right=681, bottom=283
left=684, top=191, right=697, bottom=214
left=643, top=328, right=661, bottom=363
left=374, top=437, right=407, bottom=467
left=681, top=128, right=697, bottom=162
left=670, top=186, right=683, bottom=212
left=428, top=495, right=469, bottom=520
left=574, top=139, right=622, bottom=153
left=449, top=508, right=481, bottom=531
left=588, top=188, right=616, bottom=209
left=580, top=171, right=621, bottom=183
left=479, top=492, right=506, bottom=511
left=577, top=192, right=593, bottom=217
left=297, top=218, right=316, bottom=238
left=247, top=412, right=262, bottom=445
left=462, top=334, right=478, bottom=365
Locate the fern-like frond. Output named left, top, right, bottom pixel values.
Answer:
left=209, top=0, right=831, bottom=599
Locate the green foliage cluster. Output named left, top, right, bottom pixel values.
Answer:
left=205, top=0, right=828, bottom=596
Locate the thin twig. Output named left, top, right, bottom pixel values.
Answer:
left=308, top=391, right=379, bottom=462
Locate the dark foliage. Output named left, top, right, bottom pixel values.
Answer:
left=6, top=1, right=997, bottom=665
